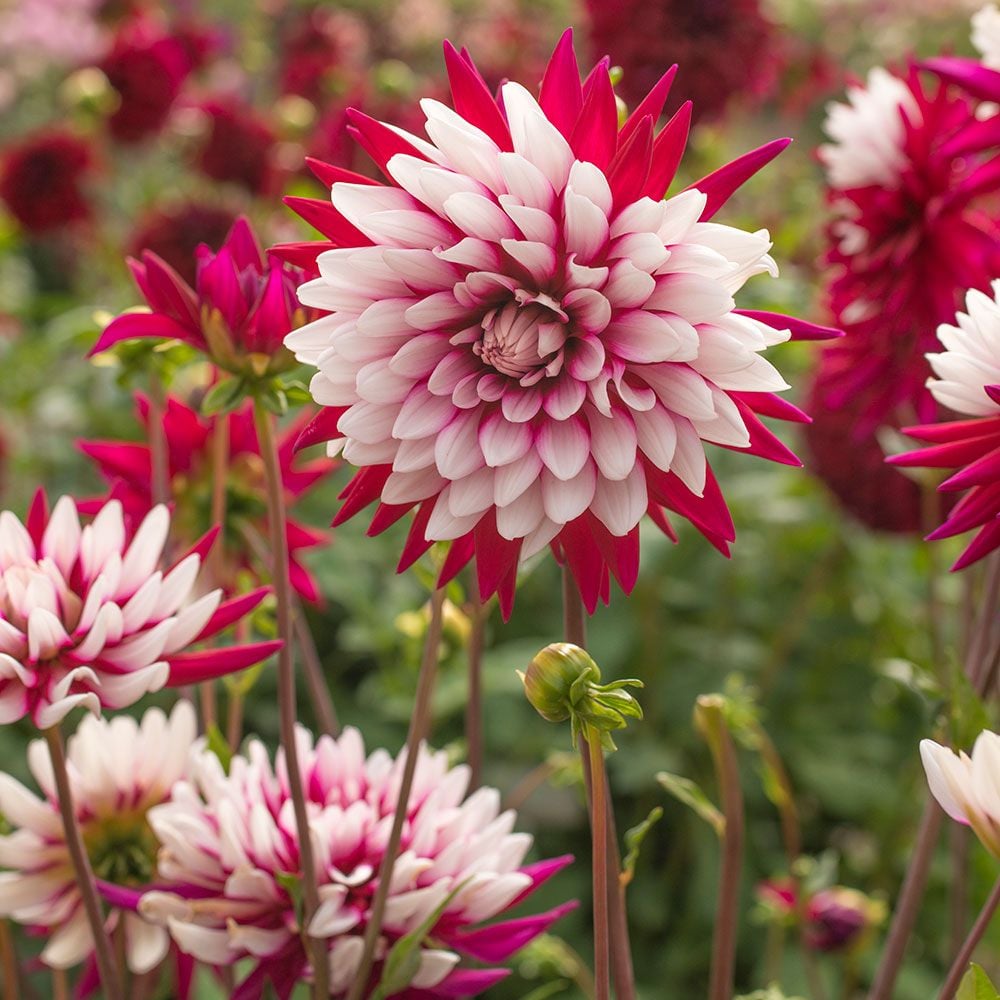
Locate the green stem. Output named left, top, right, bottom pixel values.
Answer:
left=345, top=588, right=446, bottom=1000
left=587, top=732, right=610, bottom=1000
left=253, top=399, right=328, bottom=1000
left=44, top=726, right=123, bottom=1000
left=0, top=920, right=18, bottom=1000
left=938, top=877, right=1000, bottom=1000
left=293, top=598, right=340, bottom=737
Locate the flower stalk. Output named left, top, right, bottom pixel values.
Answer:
left=586, top=730, right=611, bottom=1000
left=252, top=397, right=328, bottom=999
left=345, top=587, right=446, bottom=1000
left=938, top=876, right=1000, bottom=1000
left=465, top=600, right=488, bottom=789
left=43, top=725, right=123, bottom=1000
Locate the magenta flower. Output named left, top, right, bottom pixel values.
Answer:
left=816, top=64, right=1000, bottom=431
left=140, top=726, right=573, bottom=999
left=80, top=394, right=335, bottom=603
left=91, top=217, right=311, bottom=377
left=281, top=31, right=836, bottom=617
left=0, top=703, right=196, bottom=976
left=0, top=493, right=280, bottom=726
left=889, top=282, right=1000, bottom=570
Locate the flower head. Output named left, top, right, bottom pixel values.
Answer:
left=140, top=726, right=573, bottom=998
left=816, top=65, right=1000, bottom=431
left=0, top=703, right=195, bottom=974
left=281, top=30, right=835, bottom=618
left=0, top=129, right=93, bottom=234
left=0, top=492, right=280, bottom=726
left=921, top=730, right=1000, bottom=857
left=92, top=217, right=312, bottom=377
left=80, top=394, right=335, bottom=603
left=197, top=100, right=278, bottom=197
left=888, top=282, right=1000, bottom=569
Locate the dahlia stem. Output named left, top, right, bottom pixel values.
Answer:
left=252, top=399, right=328, bottom=1000
left=346, top=587, right=446, bottom=1000
left=701, top=703, right=744, bottom=1000
left=561, top=569, right=636, bottom=1000
left=294, top=598, right=340, bottom=737
left=52, top=970, right=68, bottom=1000
left=146, top=375, right=170, bottom=508
left=949, top=825, right=971, bottom=960
left=465, top=600, right=488, bottom=789
left=587, top=732, right=611, bottom=1000
left=43, top=726, right=123, bottom=1000
left=0, top=920, right=19, bottom=1000
left=938, top=876, right=1000, bottom=1000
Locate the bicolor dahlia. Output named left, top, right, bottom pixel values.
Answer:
left=816, top=64, right=1000, bottom=430
left=140, top=726, right=573, bottom=999
left=280, top=31, right=836, bottom=616
left=0, top=703, right=195, bottom=976
left=91, top=217, right=311, bottom=378
left=80, top=394, right=335, bottom=603
left=0, top=493, right=280, bottom=726
left=0, top=128, right=93, bottom=234
left=888, top=283, right=1000, bottom=569
left=921, top=730, right=1000, bottom=857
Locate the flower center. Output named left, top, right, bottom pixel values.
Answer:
left=474, top=291, right=569, bottom=386
left=83, top=809, right=159, bottom=886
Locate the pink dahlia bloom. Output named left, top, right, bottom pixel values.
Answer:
left=0, top=493, right=280, bottom=726
left=280, top=31, right=836, bottom=616
left=0, top=703, right=195, bottom=975
left=816, top=64, right=1000, bottom=431
left=140, top=726, right=573, bottom=999
left=80, top=394, right=335, bottom=603
left=889, top=282, right=1000, bottom=569
left=91, top=217, right=312, bottom=377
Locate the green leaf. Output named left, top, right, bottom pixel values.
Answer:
left=201, top=376, right=247, bottom=415
left=259, top=386, right=289, bottom=416
left=656, top=771, right=724, bottom=837
left=205, top=723, right=233, bottom=773
left=957, top=964, right=1000, bottom=1000
left=621, top=806, right=663, bottom=886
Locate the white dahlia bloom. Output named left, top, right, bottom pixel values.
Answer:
left=926, top=281, right=1000, bottom=417
left=820, top=67, right=921, bottom=190
left=921, top=730, right=1000, bottom=857
left=973, top=4, right=1000, bottom=70
left=0, top=702, right=196, bottom=973
left=141, top=726, right=572, bottom=998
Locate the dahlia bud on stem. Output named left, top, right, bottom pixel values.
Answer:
left=521, top=644, right=642, bottom=1000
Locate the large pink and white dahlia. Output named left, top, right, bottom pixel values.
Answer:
left=282, top=30, right=836, bottom=615
left=0, top=493, right=280, bottom=726
left=140, top=726, right=573, bottom=999
left=0, top=703, right=195, bottom=976
left=889, top=282, right=1000, bottom=569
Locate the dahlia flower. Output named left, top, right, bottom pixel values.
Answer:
left=0, top=703, right=195, bottom=975
left=80, top=394, right=335, bottom=603
left=91, top=217, right=311, bottom=378
left=140, top=726, right=573, bottom=999
left=584, top=0, right=780, bottom=124
left=816, top=65, right=1000, bottom=430
left=0, top=129, right=93, bottom=234
left=0, top=492, right=280, bottom=726
left=921, top=730, right=1000, bottom=857
left=282, top=30, right=836, bottom=616
left=197, top=100, right=278, bottom=197
left=888, top=283, right=1000, bottom=569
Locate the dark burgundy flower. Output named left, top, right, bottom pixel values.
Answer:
left=196, top=100, right=277, bottom=196
left=0, top=129, right=93, bottom=233
left=129, top=202, right=239, bottom=285
left=277, top=7, right=368, bottom=104
left=585, top=0, right=781, bottom=123
left=101, top=18, right=194, bottom=142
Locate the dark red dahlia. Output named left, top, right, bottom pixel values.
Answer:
left=277, top=6, right=368, bottom=104
left=196, top=100, right=278, bottom=196
left=0, top=129, right=93, bottom=233
left=585, top=0, right=780, bottom=123
left=129, top=202, right=239, bottom=285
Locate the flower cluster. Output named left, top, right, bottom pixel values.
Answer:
left=283, top=30, right=836, bottom=617
left=0, top=493, right=279, bottom=725
left=140, top=726, right=573, bottom=998
left=0, top=703, right=196, bottom=975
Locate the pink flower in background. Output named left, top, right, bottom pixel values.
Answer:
left=0, top=129, right=93, bottom=234
left=584, top=0, right=781, bottom=124
left=816, top=64, right=1000, bottom=432
left=889, top=283, right=1000, bottom=570
left=80, top=395, right=335, bottom=603
left=140, top=726, right=574, bottom=999
left=281, top=31, right=836, bottom=616
left=0, top=493, right=280, bottom=726
left=0, top=0, right=108, bottom=74
left=91, top=217, right=312, bottom=377
left=197, top=100, right=279, bottom=197
left=0, top=703, right=195, bottom=976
